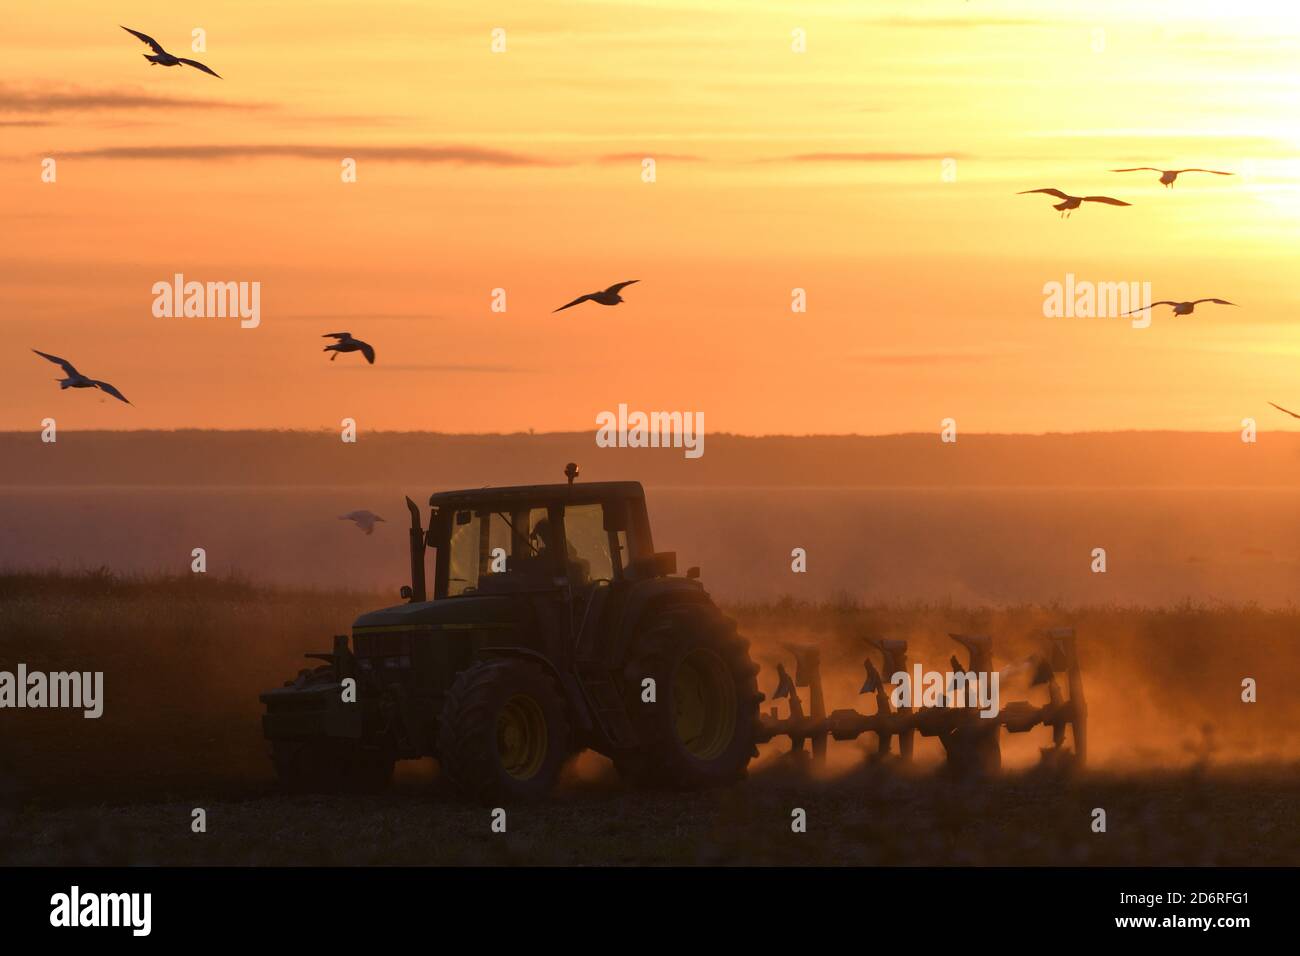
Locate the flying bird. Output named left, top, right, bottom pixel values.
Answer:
left=553, top=280, right=639, bottom=313
left=322, top=332, right=375, bottom=364
left=120, top=26, right=222, bottom=77
left=1122, top=298, right=1235, bottom=317
left=1017, top=189, right=1131, bottom=217
left=340, top=511, right=385, bottom=535
left=1268, top=402, right=1300, bottom=419
left=1110, top=167, right=1233, bottom=188
left=32, top=350, right=130, bottom=404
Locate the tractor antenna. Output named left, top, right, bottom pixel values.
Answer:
left=564, top=462, right=580, bottom=486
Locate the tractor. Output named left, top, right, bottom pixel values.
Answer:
left=261, top=466, right=760, bottom=803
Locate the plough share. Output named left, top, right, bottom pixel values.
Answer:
left=754, top=628, right=1087, bottom=774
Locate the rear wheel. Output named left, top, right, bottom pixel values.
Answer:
left=437, top=657, right=571, bottom=804
left=614, top=605, right=760, bottom=789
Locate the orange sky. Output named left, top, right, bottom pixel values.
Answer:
left=2, top=0, right=1299, bottom=433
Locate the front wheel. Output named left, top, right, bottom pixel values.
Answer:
left=437, top=657, right=571, bottom=804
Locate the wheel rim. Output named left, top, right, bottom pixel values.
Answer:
left=496, top=694, right=548, bottom=780
left=673, top=648, right=737, bottom=760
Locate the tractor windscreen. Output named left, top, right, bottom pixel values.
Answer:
left=442, top=500, right=635, bottom=596
left=446, top=508, right=550, bottom=596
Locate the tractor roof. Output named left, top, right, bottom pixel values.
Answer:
left=429, top=481, right=645, bottom=510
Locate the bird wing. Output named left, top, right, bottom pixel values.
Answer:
left=1109, top=168, right=1160, bottom=173
left=603, top=280, right=640, bottom=295
left=323, top=332, right=351, bottom=340
left=177, top=58, right=221, bottom=78
left=120, top=25, right=166, bottom=54
left=1192, top=298, right=1235, bottom=306
left=1269, top=402, right=1300, bottom=419
left=1174, top=169, right=1233, bottom=176
left=1082, top=196, right=1131, bottom=205
left=1122, top=301, right=1176, bottom=315
left=553, top=294, right=594, bottom=313
left=91, top=380, right=131, bottom=404
left=1017, top=188, right=1070, bottom=199
left=358, top=341, right=376, bottom=364
left=32, top=349, right=79, bottom=376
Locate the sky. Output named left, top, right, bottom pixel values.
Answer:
left=2, top=0, right=1299, bottom=434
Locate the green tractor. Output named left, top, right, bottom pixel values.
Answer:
left=261, top=466, right=760, bottom=802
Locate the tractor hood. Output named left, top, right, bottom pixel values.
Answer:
left=352, top=595, right=522, bottom=631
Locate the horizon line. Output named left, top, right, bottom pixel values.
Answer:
left=1, top=427, right=1295, bottom=440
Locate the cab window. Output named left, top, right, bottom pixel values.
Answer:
left=562, top=504, right=616, bottom=585
left=447, top=511, right=500, bottom=595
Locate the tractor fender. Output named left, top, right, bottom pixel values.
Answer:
left=610, top=578, right=712, bottom=667
left=477, top=645, right=595, bottom=733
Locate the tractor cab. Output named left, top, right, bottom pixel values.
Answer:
left=402, top=469, right=681, bottom=609
left=428, top=481, right=652, bottom=599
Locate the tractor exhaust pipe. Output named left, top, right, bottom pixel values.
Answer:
left=405, top=496, right=427, bottom=602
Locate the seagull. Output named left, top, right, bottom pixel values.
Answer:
left=1122, top=298, right=1235, bottom=317
left=1269, top=402, right=1300, bottom=419
left=340, top=511, right=385, bottom=535
left=31, top=350, right=130, bottom=404
left=1110, top=167, right=1233, bottom=188
left=120, top=26, right=222, bottom=77
left=322, top=332, right=375, bottom=364
left=1017, top=189, right=1131, bottom=217
left=553, top=280, right=639, bottom=313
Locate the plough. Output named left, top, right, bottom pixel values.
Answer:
left=755, top=628, right=1087, bottom=774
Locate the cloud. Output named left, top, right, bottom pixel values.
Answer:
left=596, top=152, right=704, bottom=163
left=52, top=144, right=560, bottom=165
left=340, top=364, right=525, bottom=373
left=781, top=151, right=969, bottom=163
left=281, top=313, right=446, bottom=323
left=0, top=120, right=51, bottom=127
left=0, top=83, right=270, bottom=114
left=862, top=17, right=1049, bottom=29
left=851, top=346, right=1022, bottom=366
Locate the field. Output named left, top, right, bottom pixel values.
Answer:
left=3, top=571, right=1298, bottom=866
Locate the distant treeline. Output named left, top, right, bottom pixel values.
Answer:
left=1, top=429, right=1297, bottom=488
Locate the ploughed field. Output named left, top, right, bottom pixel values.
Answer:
left=2, top=572, right=1298, bottom=865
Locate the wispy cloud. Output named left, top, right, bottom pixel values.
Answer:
left=281, top=313, right=446, bottom=322
left=53, top=144, right=561, bottom=165
left=340, top=364, right=526, bottom=373
left=0, top=83, right=270, bottom=114
left=861, top=17, right=1049, bottom=29
left=851, top=346, right=1023, bottom=366
left=596, top=151, right=704, bottom=163
left=778, top=151, right=969, bottom=163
